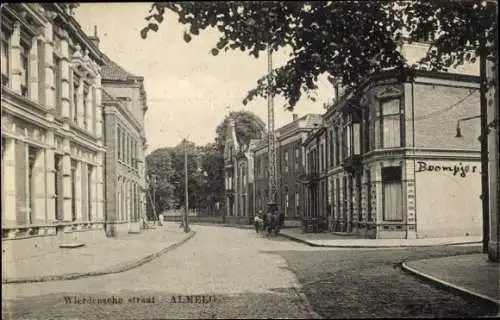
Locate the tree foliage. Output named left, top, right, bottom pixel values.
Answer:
left=215, top=110, right=266, bottom=151
left=403, top=0, right=497, bottom=72
left=146, top=137, right=230, bottom=216
left=141, top=1, right=407, bottom=110
left=141, top=1, right=497, bottom=110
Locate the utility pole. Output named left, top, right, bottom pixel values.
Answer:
left=267, top=45, right=278, bottom=214
left=480, top=37, right=490, bottom=254
left=183, top=138, right=190, bottom=233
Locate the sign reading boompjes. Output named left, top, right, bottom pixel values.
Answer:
left=416, top=161, right=479, bottom=178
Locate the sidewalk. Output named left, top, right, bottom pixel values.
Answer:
left=279, top=228, right=482, bottom=248
left=2, top=222, right=195, bottom=284
left=402, top=254, right=500, bottom=306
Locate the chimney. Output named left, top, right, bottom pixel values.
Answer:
left=292, top=114, right=298, bottom=121
left=89, top=25, right=100, bottom=48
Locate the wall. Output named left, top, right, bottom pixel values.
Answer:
left=102, top=83, right=145, bottom=128
left=415, top=159, right=482, bottom=238
left=410, top=82, right=480, bottom=150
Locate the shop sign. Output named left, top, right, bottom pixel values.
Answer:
left=416, top=161, right=478, bottom=178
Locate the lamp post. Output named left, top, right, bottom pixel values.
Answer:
left=266, top=45, right=278, bottom=215
left=183, top=138, right=190, bottom=233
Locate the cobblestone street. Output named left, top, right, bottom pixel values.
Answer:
left=2, top=225, right=498, bottom=319
left=2, top=225, right=318, bottom=319
left=276, top=245, right=499, bottom=318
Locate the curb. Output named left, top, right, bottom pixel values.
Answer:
left=401, top=261, right=500, bottom=307
left=279, top=233, right=482, bottom=248
left=2, top=231, right=196, bottom=284
left=291, top=287, right=324, bottom=319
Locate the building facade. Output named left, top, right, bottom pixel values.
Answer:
left=101, top=57, right=148, bottom=236
left=1, top=4, right=106, bottom=250
left=253, top=114, right=323, bottom=220
left=223, top=119, right=259, bottom=224
left=302, top=69, right=482, bottom=239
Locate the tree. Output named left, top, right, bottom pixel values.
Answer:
left=145, top=147, right=176, bottom=217
left=199, top=142, right=225, bottom=215
left=402, top=1, right=497, bottom=73
left=215, top=110, right=266, bottom=151
left=141, top=1, right=407, bottom=110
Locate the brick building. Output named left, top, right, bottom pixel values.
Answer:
left=253, top=114, right=322, bottom=220
left=1, top=4, right=106, bottom=249
left=101, top=57, right=148, bottom=237
left=303, top=69, right=482, bottom=239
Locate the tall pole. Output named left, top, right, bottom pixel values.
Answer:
left=184, top=139, right=189, bottom=233
left=267, top=45, right=278, bottom=212
left=480, top=38, right=490, bottom=254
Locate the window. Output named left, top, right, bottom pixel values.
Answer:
left=284, top=151, right=288, bottom=173
left=376, top=99, right=401, bottom=148
left=366, top=169, right=372, bottom=221
left=134, top=140, right=138, bottom=169
left=356, top=172, right=362, bottom=222
left=28, top=146, right=39, bottom=224
left=55, top=154, right=63, bottom=221
left=348, top=175, right=353, bottom=223
left=117, top=126, right=122, bottom=161
left=296, top=190, right=300, bottom=214
left=336, top=178, right=341, bottom=221
left=294, top=146, right=299, bottom=171
left=382, top=166, right=403, bottom=221
left=122, top=132, right=126, bottom=164
left=1, top=28, right=10, bottom=87
left=20, top=41, right=30, bottom=97
left=334, top=128, right=340, bottom=166
left=363, top=109, right=370, bottom=153
left=53, top=54, right=62, bottom=113
left=88, top=164, right=93, bottom=221
left=71, top=160, right=77, bottom=221
left=329, top=130, right=334, bottom=168
left=83, top=84, right=90, bottom=129
left=73, top=74, right=80, bottom=123
left=92, top=87, right=97, bottom=134
left=320, top=144, right=324, bottom=171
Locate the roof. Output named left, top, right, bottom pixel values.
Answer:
left=101, top=55, right=140, bottom=81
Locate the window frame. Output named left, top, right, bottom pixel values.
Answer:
left=1, top=27, right=11, bottom=87
left=20, top=38, right=30, bottom=97
left=376, top=98, right=403, bottom=149
left=381, top=166, right=404, bottom=222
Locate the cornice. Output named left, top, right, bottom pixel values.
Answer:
left=50, top=4, right=105, bottom=65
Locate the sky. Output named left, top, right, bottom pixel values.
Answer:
left=75, top=3, right=335, bottom=155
